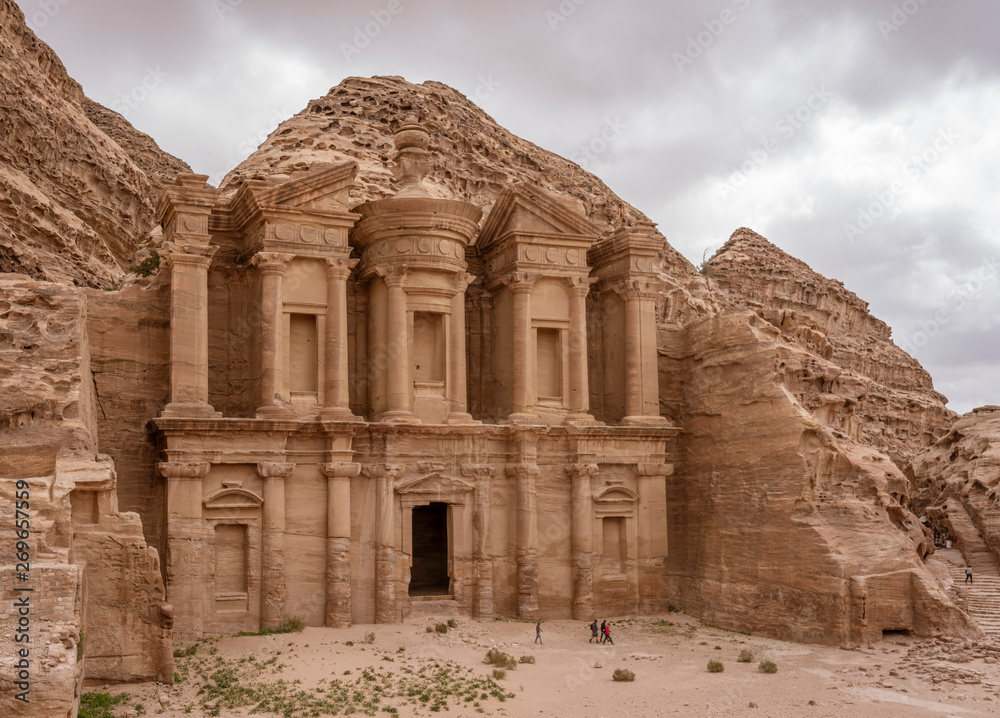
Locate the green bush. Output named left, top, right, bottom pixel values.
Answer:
left=447, top=619, right=458, bottom=628
left=237, top=617, right=304, bottom=637
left=707, top=660, right=724, bottom=673
left=79, top=692, right=131, bottom=718
left=738, top=649, right=754, bottom=663
left=518, top=655, right=535, bottom=664
left=129, top=248, right=160, bottom=277
left=484, top=649, right=517, bottom=670
left=364, top=631, right=375, bottom=644
left=492, top=669, right=506, bottom=680
left=759, top=660, right=778, bottom=674
left=612, top=668, right=635, bottom=682
left=173, top=643, right=198, bottom=658
left=435, top=623, right=449, bottom=634
left=425, top=626, right=434, bottom=633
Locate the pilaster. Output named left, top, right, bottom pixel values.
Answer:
left=362, top=463, right=405, bottom=623
left=322, top=461, right=360, bottom=627
left=567, top=462, right=599, bottom=620
left=257, top=461, right=295, bottom=629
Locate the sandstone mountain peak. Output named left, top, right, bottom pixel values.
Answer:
left=223, top=75, right=647, bottom=230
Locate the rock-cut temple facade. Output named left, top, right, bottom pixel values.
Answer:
left=153, top=117, right=675, bottom=640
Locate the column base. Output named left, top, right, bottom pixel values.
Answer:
left=621, top=415, right=671, bottom=426
left=256, top=404, right=297, bottom=419
left=160, top=402, right=222, bottom=419
left=563, top=412, right=603, bottom=426
left=506, top=412, right=544, bottom=425
left=378, top=409, right=421, bottom=425
left=444, top=412, right=481, bottom=425
left=319, top=406, right=362, bottom=422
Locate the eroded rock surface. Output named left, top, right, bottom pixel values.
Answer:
left=0, top=0, right=188, bottom=288
left=707, top=228, right=956, bottom=467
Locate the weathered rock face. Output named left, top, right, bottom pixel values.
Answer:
left=0, top=276, right=172, bottom=717
left=707, top=228, right=956, bottom=467
left=912, top=406, right=1000, bottom=569
left=0, top=0, right=188, bottom=288
left=662, top=311, right=977, bottom=643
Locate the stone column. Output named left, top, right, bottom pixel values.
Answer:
left=508, top=463, right=540, bottom=619
left=565, top=278, right=597, bottom=423
left=621, top=282, right=667, bottom=425
left=320, top=257, right=359, bottom=420
left=157, top=462, right=210, bottom=639
left=463, top=464, right=496, bottom=618
left=257, top=462, right=295, bottom=629
left=381, top=271, right=417, bottom=422
left=322, top=461, right=360, bottom=627
left=445, top=273, right=475, bottom=424
left=636, top=463, right=672, bottom=613
left=363, top=463, right=404, bottom=623
left=567, top=463, right=598, bottom=620
left=509, top=274, right=537, bottom=420
left=161, top=244, right=220, bottom=418
left=253, top=252, right=296, bottom=418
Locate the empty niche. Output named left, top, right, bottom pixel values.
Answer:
left=289, top=313, right=318, bottom=393
left=413, top=311, right=445, bottom=382
left=215, top=524, right=249, bottom=600
left=602, top=516, right=625, bottom=572
left=536, top=327, right=562, bottom=400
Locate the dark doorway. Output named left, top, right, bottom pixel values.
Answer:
left=409, top=502, right=449, bottom=596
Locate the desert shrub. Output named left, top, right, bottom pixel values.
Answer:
left=79, top=692, right=131, bottom=718
left=612, top=668, right=635, bottom=682
left=425, top=626, right=434, bottom=633
left=173, top=643, right=198, bottom=658
left=484, top=649, right=517, bottom=670
left=738, top=649, right=754, bottom=663
left=129, top=248, right=160, bottom=277
left=714, top=645, right=721, bottom=650
left=364, top=631, right=375, bottom=644
left=435, top=623, right=449, bottom=634
left=492, top=669, right=506, bottom=680
left=447, top=618, right=458, bottom=628
left=759, top=660, right=778, bottom=674
left=518, top=655, right=535, bottom=664
left=707, top=660, right=724, bottom=673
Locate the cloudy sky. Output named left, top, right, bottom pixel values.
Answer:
left=19, top=0, right=999, bottom=414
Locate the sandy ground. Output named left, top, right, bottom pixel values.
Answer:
left=84, top=613, right=1000, bottom=718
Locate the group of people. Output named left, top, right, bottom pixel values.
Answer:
left=589, top=619, right=614, bottom=644
left=532, top=619, right=615, bottom=645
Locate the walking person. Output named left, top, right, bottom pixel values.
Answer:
left=535, top=621, right=543, bottom=644
left=966, top=565, right=974, bottom=584
left=599, top=620, right=607, bottom=644
left=604, top=621, right=614, bottom=645
left=589, top=619, right=599, bottom=643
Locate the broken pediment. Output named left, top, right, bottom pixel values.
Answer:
left=477, top=184, right=601, bottom=250
left=233, top=161, right=359, bottom=214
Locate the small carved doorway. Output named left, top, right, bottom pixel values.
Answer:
left=409, top=502, right=450, bottom=596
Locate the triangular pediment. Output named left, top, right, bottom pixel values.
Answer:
left=395, top=472, right=474, bottom=496
left=478, top=184, right=600, bottom=251
left=231, top=161, right=359, bottom=223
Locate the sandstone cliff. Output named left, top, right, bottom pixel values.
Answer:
left=0, top=276, right=172, bottom=717
left=661, top=309, right=978, bottom=642
left=0, top=0, right=188, bottom=288
left=912, top=406, right=1000, bottom=570
left=706, top=228, right=956, bottom=467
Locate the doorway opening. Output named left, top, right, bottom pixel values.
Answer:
left=409, top=502, right=449, bottom=596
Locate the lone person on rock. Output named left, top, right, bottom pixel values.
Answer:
left=966, top=565, right=973, bottom=584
